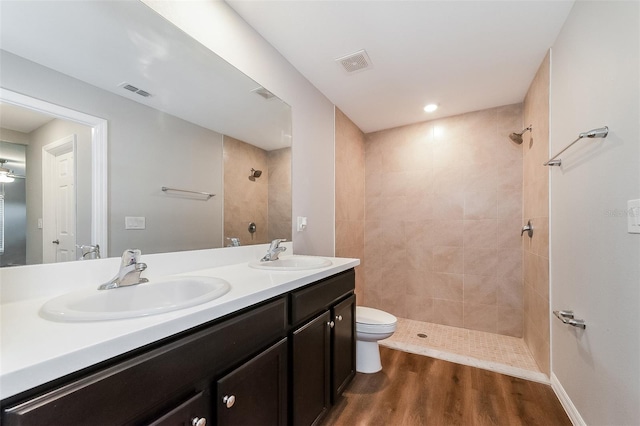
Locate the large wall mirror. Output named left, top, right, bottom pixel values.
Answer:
left=0, top=0, right=292, bottom=267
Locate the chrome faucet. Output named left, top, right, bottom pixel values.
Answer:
left=226, top=237, right=241, bottom=247
left=261, top=239, right=287, bottom=262
left=77, top=244, right=100, bottom=260
left=98, top=249, right=148, bottom=290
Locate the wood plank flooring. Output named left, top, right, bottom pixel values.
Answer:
left=320, top=347, right=571, bottom=426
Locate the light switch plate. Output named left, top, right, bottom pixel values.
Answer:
left=628, top=199, right=640, bottom=234
left=297, top=216, right=307, bottom=232
left=125, top=216, right=146, bottom=230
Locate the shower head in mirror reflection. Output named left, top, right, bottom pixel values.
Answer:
left=249, top=168, right=263, bottom=181
left=508, top=125, right=532, bottom=144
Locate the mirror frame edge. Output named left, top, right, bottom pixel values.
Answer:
left=0, top=87, right=108, bottom=260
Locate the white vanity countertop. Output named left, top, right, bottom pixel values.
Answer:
left=0, top=256, right=359, bottom=400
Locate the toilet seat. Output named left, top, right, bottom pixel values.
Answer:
left=356, top=306, right=397, bottom=332
left=357, top=322, right=396, bottom=333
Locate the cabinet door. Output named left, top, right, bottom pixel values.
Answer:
left=292, top=311, right=331, bottom=426
left=331, top=294, right=355, bottom=402
left=148, top=392, right=209, bottom=426
left=216, top=338, right=288, bottom=426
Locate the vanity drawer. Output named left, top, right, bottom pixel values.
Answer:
left=3, top=297, right=287, bottom=426
left=290, top=269, right=355, bottom=325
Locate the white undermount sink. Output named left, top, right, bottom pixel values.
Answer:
left=40, top=276, right=231, bottom=322
left=248, top=255, right=332, bottom=271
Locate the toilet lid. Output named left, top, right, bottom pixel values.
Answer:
left=356, top=306, right=397, bottom=325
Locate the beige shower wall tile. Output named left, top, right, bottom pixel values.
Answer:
left=335, top=220, right=364, bottom=252
left=432, top=272, right=464, bottom=301
left=432, top=161, right=465, bottom=194
left=464, top=302, right=498, bottom=333
left=463, top=165, right=498, bottom=194
left=406, top=244, right=433, bottom=272
left=433, top=299, right=464, bottom=328
left=464, top=274, right=498, bottom=305
left=429, top=220, right=464, bottom=247
left=498, top=188, right=523, bottom=219
left=497, top=306, right=524, bottom=337
left=433, top=246, right=464, bottom=274
left=432, top=191, right=464, bottom=220
left=497, top=248, right=522, bottom=281
left=406, top=270, right=434, bottom=299
left=464, top=190, right=497, bottom=219
left=405, top=297, right=434, bottom=323
left=497, top=217, right=523, bottom=249
left=463, top=219, right=497, bottom=249
left=405, top=193, right=434, bottom=221
left=464, top=247, right=498, bottom=276
left=498, top=163, right=524, bottom=194
left=497, top=275, right=524, bottom=310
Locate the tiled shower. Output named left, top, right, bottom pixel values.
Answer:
left=336, top=54, right=551, bottom=374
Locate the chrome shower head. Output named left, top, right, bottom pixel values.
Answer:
left=508, top=126, right=532, bottom=144
left=248, top=168, right=263, bottom=181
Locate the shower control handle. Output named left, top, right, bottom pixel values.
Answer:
left=521, top=220, right=533, bottom=238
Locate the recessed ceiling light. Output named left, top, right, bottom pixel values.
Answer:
left=424, top=104, right=438, bottom=113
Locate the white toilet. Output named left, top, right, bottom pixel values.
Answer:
left=355, top=306, right=397, bottom=373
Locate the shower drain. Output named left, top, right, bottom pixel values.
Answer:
left=417, top=333, right=428, bottom=338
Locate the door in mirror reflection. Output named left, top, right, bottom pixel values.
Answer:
left=0, top=105, right=93, bottom=266
left=42, top=135, right=77, bottom=263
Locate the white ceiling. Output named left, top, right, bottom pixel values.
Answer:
left=0, top=103, right=54, bottom=134
left=0, top=1, right=291, bottom=151
left=227, top=0, right=575, bottom=133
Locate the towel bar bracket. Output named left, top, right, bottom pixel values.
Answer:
left=553, top=310, right=586, bottom=329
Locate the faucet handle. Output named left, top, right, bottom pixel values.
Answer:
left=121, top=249, right=142, bottom=266
left=271, top=239, right=286, bottom=248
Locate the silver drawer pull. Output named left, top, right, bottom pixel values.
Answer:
left=191, top=417, right=207, bottom=426
left=335, top=315, right=343, bottom=321
left=223, top=395, right=236, bottom=408
left=327, top=321, right=335, bottom=328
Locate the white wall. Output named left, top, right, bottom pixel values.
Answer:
left=143, top=0, right=336, bottom=256
left=550, top=1, right=640, bottom=424
left=0, top=51, right=225, bottom=258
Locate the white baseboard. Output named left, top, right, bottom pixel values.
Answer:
left=551, top=372, right=586, bottom=426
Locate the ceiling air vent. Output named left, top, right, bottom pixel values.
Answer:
left=335, top=49, right=373, bottom=74
left=251, top=86, right=276, bottom=100
left=119, top=83, right=153, bottom=98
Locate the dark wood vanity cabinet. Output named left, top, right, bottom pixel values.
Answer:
left=290, top=269, right=356, bottom=426
left=2, top=297, right=288, bottom=426
left=216, top=338, right=288, bottom=426
left=1, top=268, right=356, bottom=426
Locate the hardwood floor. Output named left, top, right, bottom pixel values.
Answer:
left=320, top=347, right=571, bottom=426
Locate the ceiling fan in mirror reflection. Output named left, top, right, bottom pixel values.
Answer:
left=0, top=159, right=25, bottom=183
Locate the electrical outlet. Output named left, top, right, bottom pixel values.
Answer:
left=125, top=216, right=146, bottom=230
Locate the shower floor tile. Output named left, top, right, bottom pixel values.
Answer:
left=379, top=317, right=549, bottom=383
